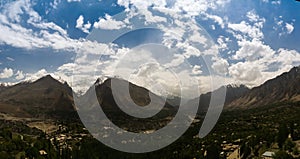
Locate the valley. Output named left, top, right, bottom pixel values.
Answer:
left=0, top=66, right=299, bottom=158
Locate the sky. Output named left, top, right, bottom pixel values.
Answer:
left=0, top=0, right=300, bottom=98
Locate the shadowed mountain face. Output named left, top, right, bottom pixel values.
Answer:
left=0, top=66, right=299, bottom=124
left=0, top=84, right=8, bottom=92
left=79, top=78, right=177, bottom=132
left=0, top=75, right=76, bottom=119
left=0, top=75, right=176, bottom=129
left=184, top=85, right=250, bottom=114
left=227, top=66, right=300, bottom=109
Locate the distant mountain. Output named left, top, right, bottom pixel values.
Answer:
left=185, top=84, right=250, bottom=114
left=0, top=75, right=76, bottom=119
left=0, top=84, right=8, bottom=92
left=227, top=66, right=300, bottom=109
left=79, top=78, right=177, bottom=132
left=2, top=66, right=299, bottom=124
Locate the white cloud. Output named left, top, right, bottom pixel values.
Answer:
left=204, top=13, right=225, bottom=28
left=271, top=0, right=281, bottom=5
left=6, top=57, right=14, bottom=61
left=0, top=0, right=114, bottom=55
left=228, top=21, right=264, bottom=40
left=246, top=10, right=260, bottom=23
left=273, top=49, right=300, bottom=66
left=76, top=15, right=91, bottom=34
left=94, top=14, right=126, bottom=30
left=229, top=43, right=300, bottom=88
left=23, top=69, right=49, bottom=82
left=277, top=20, right=283, bottom=26
left=76, top=15, right=84, bottom=28
left=211, top=25, right=216, bottom=30
left=164, top=54, right=185, bottom=68
left=217, top=36, right=230, bottom=51
left=67, top=0, right=81, bottom=2
left=0, top=68, right=13, bottom=79
left=212, top=58, right=229, bottom=75
left=233, top=39, right=275, bottom=61
left=15, top=70, right=24, bottom=80
left=0, top=0, right=66, bottom=49
left=229, top=62, right=262, bottom=83
left=285, top=23, right=294, bottom=34
left=2, top=0, right=298, bottom=98
left=227, top=10, right=265, bottom=41
left=192, top=65, right=202, bottom=75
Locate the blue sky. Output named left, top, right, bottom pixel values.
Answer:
left=0, top=0, right=300, bottom=97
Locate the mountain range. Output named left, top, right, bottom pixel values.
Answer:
left=0, top=75, right=75, bottom=119
left=226, top=66, right=300, bottom=109
left=0, top=66, right=299, bottom=122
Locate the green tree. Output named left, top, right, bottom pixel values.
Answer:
left=206, top=144, right=220, bottom=159
left=0, top=151, right=10, bottom=159
left=293, top=147, right=299, bottom=156
left=277, top=124, right=289, bottom=149
left=1, top=129, right=12, bottom=140
left=26, top=147, right=39, bottom=159
left=273, top=150, right=293, bottom=159
left=283, top=139, right=295, bottom=152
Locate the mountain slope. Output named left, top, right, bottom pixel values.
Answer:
left=0, top=75, right=76, bottom=119
left=0, top=84, right=8, bottom=92
left=227, top=66, right=300, bottom=109
left=185, top=85, right=250, bottom=114
left=79, top=78, right=177, bottom=132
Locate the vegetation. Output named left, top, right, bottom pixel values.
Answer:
left=0, top=101, right=299, bottom=158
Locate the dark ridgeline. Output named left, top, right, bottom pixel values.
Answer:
left=0, top=75, right=76, bottom=119
left=0, top=66, right=299, bottom=121
left=184, top=84, right=250, bottom=114
left=81, top=78, right=177, bottom=132
left=226, top=66, right=300, bottom=109
left=0, top=75, right=177, bottom=132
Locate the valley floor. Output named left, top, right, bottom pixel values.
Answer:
left=0, top=102, right=299, bottom=159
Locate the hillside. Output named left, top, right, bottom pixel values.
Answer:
left=227, top=66, right=300, bottom=109
left=78, top=78, right=177, bottom=132
left=185, top=84, right=249, bottom=114
left=0, top=75, right=76, bottom=119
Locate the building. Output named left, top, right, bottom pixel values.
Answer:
left=262, top=151, right=275, bottom=159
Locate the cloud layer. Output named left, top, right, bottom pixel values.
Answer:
left=0, top=0, right=299, bottom=98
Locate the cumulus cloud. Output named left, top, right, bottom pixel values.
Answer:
left=203, top=13, right=225, bottom=28
left=246, top=10, right=260, bottom=22
left=0, top=0, right=112, bottom=55
left=94, top=14, right=126, bottom=30
left=212, top=58, right=229, bottom=75
left=229, top=62, right=262, bottom=83
left=76, top=15, right=91, bottom=33
left=15, top=70, right=24, bottom=80
left=229, top=44, right=300, bottom=88
left=233, top=39, right=275, bottom=61
left=273, top=49, right=300, bottom=66
left=285, top=23, right=294, bottom=34
left=273, top=16, right=294, bottom=36
left=217, top=36, right=230, bottom=51
left=228, top=10, right=265, bottom=41
left=0, top=68, right=13, bottom=79
left=1, top=0, right=299, bottom=97
left=23, top=69, right=49, bottom=82
left=228, top=21, right=264, bottom=40
left=192, top=65, right=202, bottom=75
